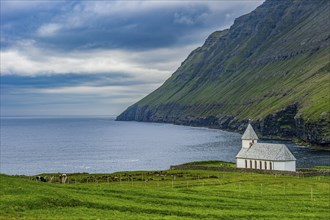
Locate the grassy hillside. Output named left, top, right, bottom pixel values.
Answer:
left=117, top=0, right=330, bottom=146
left=1, top=168, right=329, bottom=219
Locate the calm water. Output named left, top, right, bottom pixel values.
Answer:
left=1, top=117, right=329, bottom=175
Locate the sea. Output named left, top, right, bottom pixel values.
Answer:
left=1, top=116, right=329, bottom=175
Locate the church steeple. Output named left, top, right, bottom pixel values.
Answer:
left=241, top=124, right=258, bottom=148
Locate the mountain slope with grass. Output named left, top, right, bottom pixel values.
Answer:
left=117, top=0, right=330, bottom=146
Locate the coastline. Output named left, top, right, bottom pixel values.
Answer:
left=116, top=117, right=330, bottom=149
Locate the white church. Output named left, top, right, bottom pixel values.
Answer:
left=236, top=124, right=296, bottom=172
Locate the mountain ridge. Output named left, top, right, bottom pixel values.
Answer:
left=117, top=0, right=330, bottom=147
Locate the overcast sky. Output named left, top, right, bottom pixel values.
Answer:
left=1, top=0, right=264, bottom=116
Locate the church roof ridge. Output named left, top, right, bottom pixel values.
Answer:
left=236, top=143, right=296, bottom=161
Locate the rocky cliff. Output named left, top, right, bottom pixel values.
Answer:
left=117, top=0, right=330, bottom=147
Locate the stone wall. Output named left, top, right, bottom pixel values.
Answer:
left=170, top=165, right=330, bottom=177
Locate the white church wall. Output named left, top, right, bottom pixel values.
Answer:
left=273, top=161, right=296, bottom=171
left=284, top=161, right=296, bottom=171
left=236, top=158, right=246, bottom=168
left=273, top=162, right=285, bottom=170
left=237, top=159, right=296, bottom=171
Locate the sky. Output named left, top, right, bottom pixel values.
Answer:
left=1, top=0, right=264, bottom=116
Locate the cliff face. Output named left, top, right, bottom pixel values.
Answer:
left=117, top=0, right=330, bottom=147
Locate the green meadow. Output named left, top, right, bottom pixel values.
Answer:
left=1, top=166, right=329, bottom=219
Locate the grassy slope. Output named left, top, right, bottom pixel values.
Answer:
left=1, top=169, right=329, bottom=219
left=119, top=0, right=330, bottom=130
left=146, top=47, right=329, bottom=120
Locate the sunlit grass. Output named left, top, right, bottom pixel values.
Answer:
left=1, top=168, right=329, bottom=219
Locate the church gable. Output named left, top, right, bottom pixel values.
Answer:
left=241, top=124, right=259, bottom=140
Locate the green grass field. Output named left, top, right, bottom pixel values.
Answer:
left=179, top=160, right=236, bottom=168
left=1, top=168, right=329, bottom=219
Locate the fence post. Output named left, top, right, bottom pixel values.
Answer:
left=239, top=183, right=241, bottom=197
left=310, top=187, right=313, bottom=201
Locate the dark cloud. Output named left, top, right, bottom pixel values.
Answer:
left=1, top=73, right=158, bottom=89
left=1, top=0, right=67, bottom=48
left=1, top=1, right=263, bottom=51
left=1, top=0, right=264, bottom=115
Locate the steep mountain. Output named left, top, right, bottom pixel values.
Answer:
left=117, top=0, right=330, bottom=146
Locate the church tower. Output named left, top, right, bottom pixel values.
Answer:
left=241, top=124, right=258, bottom=148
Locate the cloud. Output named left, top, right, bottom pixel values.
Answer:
left=1, top=0, right=264, bottom=116
left=34, top=84, right=159, bottom=97
left=1, top=41, right=198, bottom=83
left=37, top=23, right=62, bottom=37
left=2, top=0, right=264, bottom=51
left=1, top=80, right=160, bottom=116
